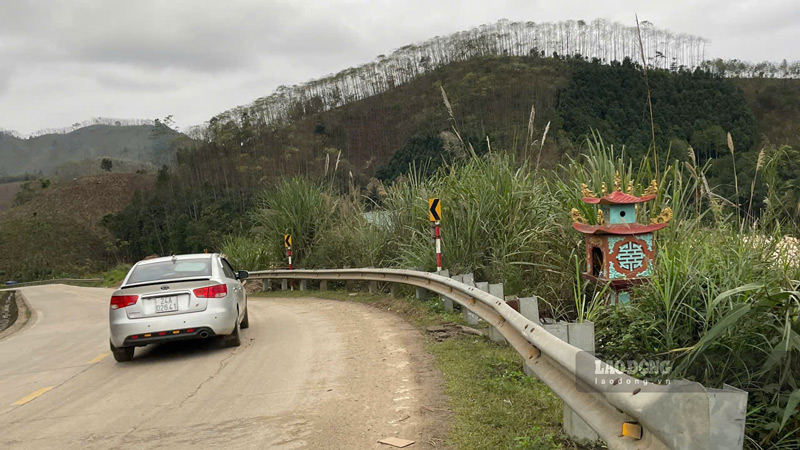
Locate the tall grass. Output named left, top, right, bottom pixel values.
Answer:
left=381, top=154, right=572, bottom=299
left=249, top=177, right=336, bottom=263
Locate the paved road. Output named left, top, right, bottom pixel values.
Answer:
left=0, top=285, right=448, bottom=449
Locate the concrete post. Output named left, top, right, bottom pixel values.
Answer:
left=463, top=281, right=485, bottom=326
left=562, top=321, right=598, bottom=444
left=436, top=270, right=450, bottom=310
left=368, top=280, right=378, bottom=294
left=299, top=279, right=308, bottom=291
left=518, top=296, right=541, bottom=325
left=320, top=280, right=328, bottom=291
left=261, top=279, right=270, bottom=292
left=520, top=305, right=599, bottom=444
left=567, top=322, right=595, bottom=354
left=415, top=266, right=430, bottom=299
left=445, top=274, right=463, bottom=312
left=281, top=279, right=288, bottom=291
left=344, top=266, right=354, bottom=292
left=488, top=283, right=504, bottom=301
left=542, top=322, right=568, bottom=341
left=486, top=282, right=506, bottom=344
left=390, top=284, right=399, bottom=297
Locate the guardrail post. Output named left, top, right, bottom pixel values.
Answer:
left=368, top=280, right=378, bottom=294
left=518, top=296, right=541, bottom=325
left=486, top=283, right=506, bottom=344
left=464, top=281, right=485, bottom=326
left=518, top=297, right=541, bottom=377
left=261, top=279, right=270, bottom=292
left=299, top=279, right=308, bottom=291
left=281, top=279, right=288, bottom=291
left=446, top=274, right=464, bottom=311
left=562, top=322, right=599, bottom=444
left=518, top=296, right=602, bottom=445
left=320, top=280, right=328, bottom=291
left=436, top=270, right=450, bottom=309
left=415, top=267, right=430, bottom=299
left=390, top=283, right=399, bottom=297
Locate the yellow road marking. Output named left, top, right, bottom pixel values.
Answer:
left=89, top=352, right=111, bottom=364
left=13, top=386, right=54, bottom=406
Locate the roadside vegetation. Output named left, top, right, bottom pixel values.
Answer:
left=224, top=135, right=799, bottom=448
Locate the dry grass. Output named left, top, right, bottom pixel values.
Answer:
left=0, top=173, right=155, bottom=280
left=3, top=173, right=154, bottom=234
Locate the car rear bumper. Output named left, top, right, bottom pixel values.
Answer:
left=109, top=302, right=237, bottom=348
left=122, top=326, right=217, bottom=347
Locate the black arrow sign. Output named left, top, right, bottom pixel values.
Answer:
left=429, top=198, right=441, bottom=221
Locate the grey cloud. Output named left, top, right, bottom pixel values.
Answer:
left=0, top=0, right=797, bottom=135
left=1, top=1, right=366, bottom=73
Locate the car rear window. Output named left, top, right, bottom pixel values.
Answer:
left=126, top=259, right=212, bottom=285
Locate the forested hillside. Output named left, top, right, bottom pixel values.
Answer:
left=101, top=52, right=800, bottom=262
left=0, top=121, right=186, bottom=176
left=0, top=173, right=155, bottom=280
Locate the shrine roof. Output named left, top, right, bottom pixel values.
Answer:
left=572, top=222, right=668, bottom=235
left=582, top=191, right=656, bottom=205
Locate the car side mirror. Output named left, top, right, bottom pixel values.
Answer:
left=237, top=270, right=249, bottom=280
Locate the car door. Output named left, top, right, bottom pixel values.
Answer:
left=220, top=257, right=245, bottom=320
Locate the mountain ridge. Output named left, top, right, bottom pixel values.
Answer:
left=0, top=123, right=185, bottom=176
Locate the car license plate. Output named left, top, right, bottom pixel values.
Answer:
left=155, top=296, right=178, bottom=313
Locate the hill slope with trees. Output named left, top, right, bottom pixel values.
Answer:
left=0, top=121, right=186, bottom=176
left=102, top=52, right=800, bottom=262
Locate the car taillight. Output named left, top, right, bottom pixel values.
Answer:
left=193, top=284, right=227, bottom=298
left=110, top=295, right=138, bottom=310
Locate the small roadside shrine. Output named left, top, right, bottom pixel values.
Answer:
left=571, top=174, right=671, bottom=304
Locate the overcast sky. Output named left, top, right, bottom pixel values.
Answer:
left=1, top=0, right=797, bottom=135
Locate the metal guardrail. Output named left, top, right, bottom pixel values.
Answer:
left=0, top=278, right=102, bottom=290
left=249, top=268, right=747, bottom=450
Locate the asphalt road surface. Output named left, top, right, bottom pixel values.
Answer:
left=0, top=285, right=448, bottom=449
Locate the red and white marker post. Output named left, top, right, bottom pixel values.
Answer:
left=434, top=221, right=442, bottom=271
left=284, top=234, right=294, bottom=290
left=428, top=198, right=442, bottom=271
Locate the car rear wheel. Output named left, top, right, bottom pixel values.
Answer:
left=110, top=340, right=134, bottom=362
left=224, top=320, right=241, bottom=347
left=240, top=305, right=249, bottom=329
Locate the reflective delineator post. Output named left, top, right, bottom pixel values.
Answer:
left=285, top=233, right=294, bottom=291
left=287, top=246, right=294, bottom=290
left=434, top=221, right=442, bottom=271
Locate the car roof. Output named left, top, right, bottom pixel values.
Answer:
left=136, top=253, right=218, bottom=266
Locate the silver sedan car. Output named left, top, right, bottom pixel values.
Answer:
left=108, top=253, right=249, bottom=362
